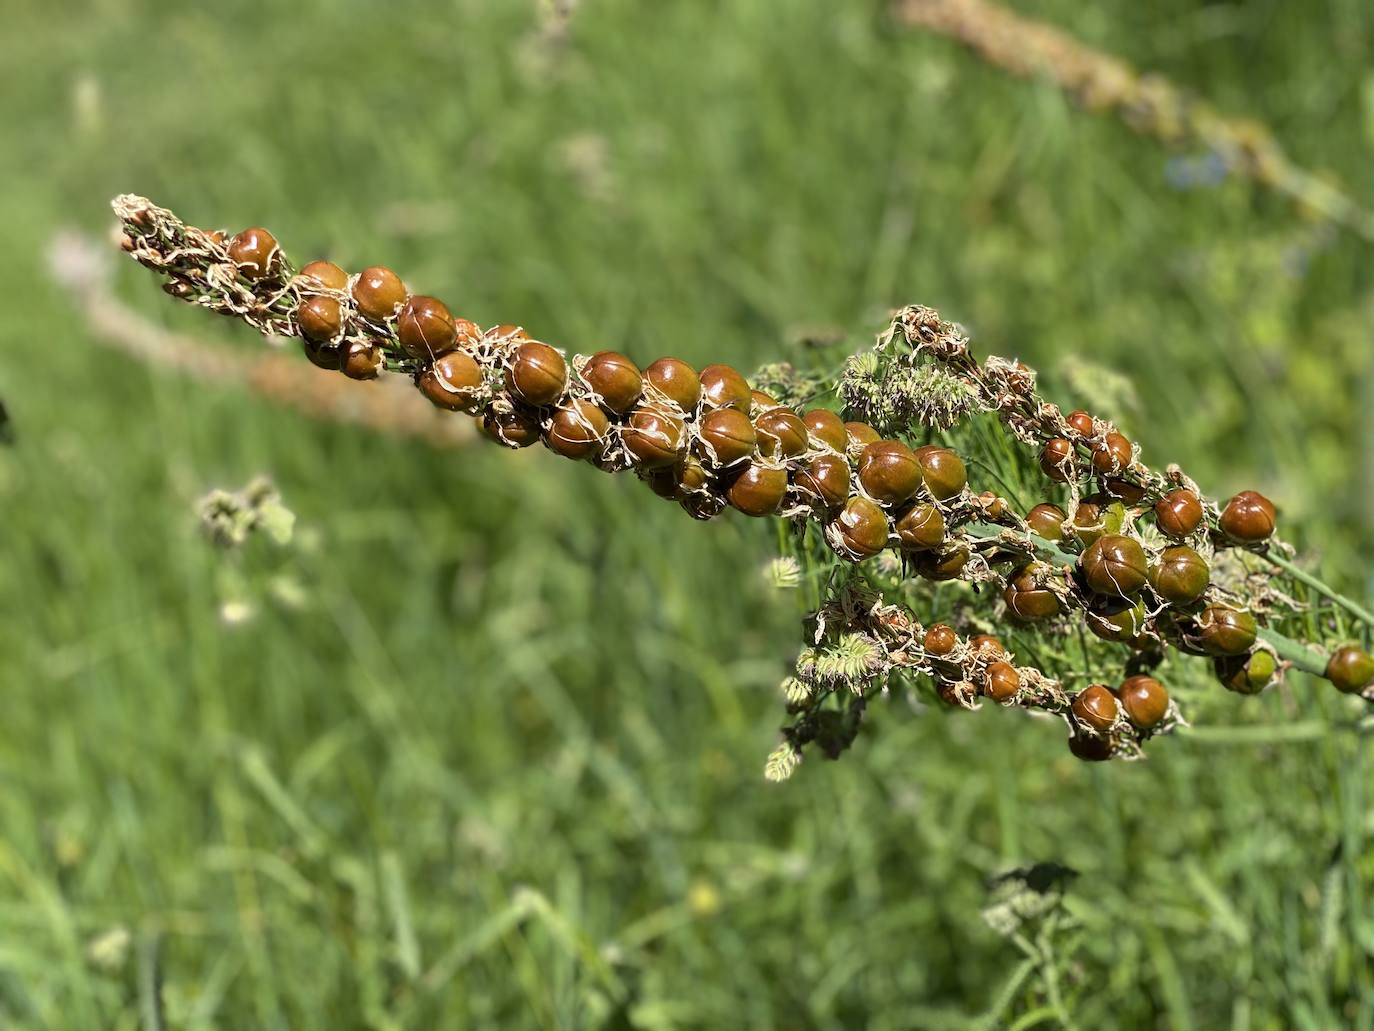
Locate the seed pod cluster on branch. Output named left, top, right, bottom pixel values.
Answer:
left=111, top=195, right=1374, bottom=777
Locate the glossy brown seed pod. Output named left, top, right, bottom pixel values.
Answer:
left=228, top=227, right=280, bottom=280
left=1117, top=675, right=1169, bottom=729
left=728, top=463, right=788, bottom=516
left=913, top=545, right=969, bottom=581
left=341, top=342, right=383, bottom=380
left=977, top=492, right=1008, bottom=520
left=750, top=390, right=779, bottom=414
left=923, top=624, right=958, bottom=656
left=418, top=351, right=484, bottom=412
left=581, top=351, right=642, bottom=414
left=1326, top=645, right=1374, bottom=694
left=1081, top=534, right=1148, bottom=597
left=481, top=406, right=542, bottom=448
left=1219, top=490, right=1277, bottom=543
left=1148, top=545, right=1210, bottom=605
left=351, top=266, right=407, bottom=321
left=1214, top=651, right=1277, bottom=695
left=984, top=661, right=1021, bottom=702
left=396, top=295, right=457, bottom=360
left=754, top=408, right=808, bottom=460
left=858, top=440, right=923, bottom=505
left=302, top=337, right=342, bottom=372
left=1040, top=437, right=1076, bottom=482
left=1069, top=497, right=1124, bottom=548
left=698, top=407, right=757, bottom=466
left=802, top=409, right=849, bottom=453
left=296, top=295, right=343, bottom=343
left=1155, top=488, right=1203, bottom=538
left=1071, top=684, right=1119, bottom=732
left=844, top=422, right=881, bottom=458
left=963, top=635, right=1002, bottom=658
left=644, top=456, right=709, bottom=500
left=698, top=364, right=752, bottom=411
left=912, top=446, right=967, bottom=501
left=1068, top=733, right=1113, bottom=762
left=546, top=399, right=612, bottom=460
left=894, top=502, right=945, bottom=550
left=832, top=496, right=890, bottom=559
left=1193, top=606, right=1258, bottom=656
left=490, top=324, right=530, bottom=342
left=1065, top=409, right=1095, bottom=437
left=1090, top=431, right=1132, bottom=475
left=453, top=318, right=483, bottom=348
left=506, top=341, right=569, bottom=407
left=298, top=259, right=349, bottom=291
left=680, top=491, right=727, bottom=521
left=1085, top=597, right=1147, bottom=644
left=1003, top=564, right=1061, bottom=621
left=622, top=407, right=687, bottom=468
left=1103, top=478, right=1147, bottom=503
left=794, top=454, right=851, bottom=511
left=1027, top=503, right=1067, bottom=541
left=643, top=357, right=701, bottom=411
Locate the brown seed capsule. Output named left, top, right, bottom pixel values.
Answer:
left=1193, top=606, right=1258, bottom=656
left=802, top=409, right=849, bottom=452
left=481, top=406, right=542, bottom=448
left=643, top=357, right=701, bottom=411
left=341, top=342, right=383, bottom=380
left=580, top=351, right=642, bottom=414
left=162, top=280, right=195, bottom=299
left=754, top=408, right=808, bottom=460
left=1148, top=545, right=1210, bottom=605
left=622, top=407, right=687, bottom=468
left=454, top=318, right=483, bottom=348
left=969, top=634, right=1005, bottom=657
left=1155, top=488, right=1203, bottom=538
left=750, top=390, right=779, bottom=414
left=302, top=337, right=342, bottom=371
left=490, top=324, right=530, bottom=342
left=1081, top=534, right=1148, bottom=597
left=546, top=399, right=612, bottom=460
left=1069, top=497, right=1124, bottom=548
left=699, top=408, right=757, bottom=466
left=1215, top=651, right=1277, bottom=695
left=1065, top=409, right=1095, bottom=437
left=923, top=624, right=958, bottom=656
left=698, top=364, right=752, bottom=411
left=1068, top=733, right=1113, bottom=762
left=1326, top=645, right=1374, bottom=694
left=644, top=455, right=709, bottom=500
left=1040, top=437, right=1076, bottom=482
left=858, top=440, right=923, bottom=505
left=396, top=295, right=457, bottom=360
left=832, top=496, right=890, bottom=559
left=794, top=454, right=850, bottom=510
left=506, top=341, right=569, bottom=407
left=352, top=266, right=407, bottom=321
left=1027, top=503, right=1067, bottom=541
left=1072, top=685, right=1119, bottom=732
left=1219, top=490, right=1277, bottom=543
left=1086, top=597, right=1147, bottom=644
left=984, top=661, right=1021, bottom=702
left=1117, top=675, right=1169, bottom=729
left=844, top=422, right=881, bottom=458
left=418, top=351, right=484, bottom=411
left=298, top=260, right=349, bottom=291
left=1090, top=431, right=1132, bottom=475
left=978, top=492, right=1008, bottom=520
left=228, top=227, right=280, bottom=280
left=1003, top=564, right=1061, bottom=621
left=728, top=463, right=788, bottom=516
left=913, top=446, right=967, bottom=501
left=914, top=546, right=969, bottom=581
left=1104, top=477, right=1147, bottom=504
left=894, top=502, right=945, bottom=550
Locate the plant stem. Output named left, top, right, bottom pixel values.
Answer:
left=1261, top=550, right=1374, bottom=628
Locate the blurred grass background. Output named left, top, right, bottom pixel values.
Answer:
left=3, top=0, right=1374, bottom=1026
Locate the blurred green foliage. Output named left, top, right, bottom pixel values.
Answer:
left=2, top=0, right=1373, bottom=1026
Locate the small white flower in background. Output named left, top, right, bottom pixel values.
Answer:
left=764, top=556, right=802, bottom=590
left=219, top=600, right=256, bottom=626
left=86, top=926, right=130, bottom=972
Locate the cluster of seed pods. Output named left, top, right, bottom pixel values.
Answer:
left=112, top=197, right=1374, bottom=767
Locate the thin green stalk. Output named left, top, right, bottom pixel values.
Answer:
left=1261, top=550, right=1374, bottom=629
